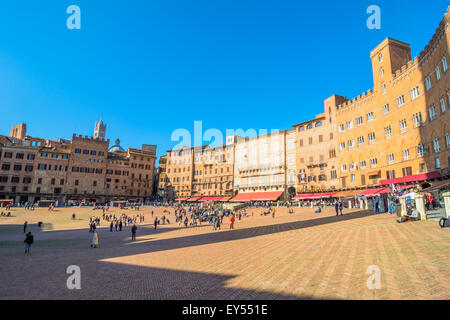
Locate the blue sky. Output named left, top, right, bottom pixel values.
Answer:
left=0, top=1, right=448, bottom=163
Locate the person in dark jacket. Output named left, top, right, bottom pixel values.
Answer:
left=24, top=232, right=34, bottom=254
left=339, top=201, right=344, bottom=215
left=334, top=201, right=339, bottom=216
left=131, top=224, right=137, bottom=240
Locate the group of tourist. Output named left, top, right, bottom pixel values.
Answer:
left=19, top=200, right=279, bottom=254
left=1, top=211, right=11, bottom=217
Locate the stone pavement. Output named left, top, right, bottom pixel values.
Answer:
left=0, top=206, right=449, bottom=299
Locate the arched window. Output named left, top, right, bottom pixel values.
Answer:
left=306, top=124, right=313, bottom=130
left=298, top=126, right=304, bottom=132
left=315, top=121, right=322, bottom=127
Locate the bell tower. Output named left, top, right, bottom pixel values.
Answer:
left=94, top=119, right=106, bottom=140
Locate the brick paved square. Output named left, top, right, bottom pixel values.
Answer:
left=0, top=206, right=449, bottom=299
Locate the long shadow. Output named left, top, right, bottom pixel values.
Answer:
left=0, top=258, right=336, bottom=300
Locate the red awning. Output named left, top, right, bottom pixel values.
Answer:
left=292, top=193, right=314, bottom=200
left=318, top=192, right=336, bottom=199
left=380, top=171, right=441, bottom=185
left=186, top=197, right=202, bottom=201
left=230, top=191, right=283, bottom=202
left=360, top=188, right=390, bottom=197
left=199, top=197, right=222, bottom=202
left=292, top=192, right=336, bottom=200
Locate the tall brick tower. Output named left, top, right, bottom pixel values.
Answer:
left=93, top=119, right=106, bottom=140
left=9, top=123, right=27, bottom=140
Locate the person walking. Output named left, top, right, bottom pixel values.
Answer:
left=119, top=220, right=123, bottom=232
left=23, top=221, right=28, bottom=234
left=154, top=217, right=158, bottom=230
left=339, top=201, right=343, bottom=216
left=109, top=221, right=113, bottom=232
left=90, top=231, right=99, bottom=248
left=230, top=215, right=235, bottom=229
left=131, top=224, right=137, bottom=241
left=24, top=232, right=34, bottom=254
left=184, top=216, right=188, bottom=228
left=272, top=209, right=275, bottom=219
left=334, top=201, right=339, bottom=216
left=216, top=217, right=221, bottom=230
left=212, top=216, right=217, bottom=231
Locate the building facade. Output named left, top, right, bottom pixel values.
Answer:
left=335, top=9, right=449, bottom=190
left=164, top=136, right=239, bottom=199
left=0, top=121, right=157, bottom=203
left=293, top=94, right=346, bottom=193
left=233, top=129, right=297, bottom=200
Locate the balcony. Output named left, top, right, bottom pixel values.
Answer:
left=306, top=161, right=327, bottom=169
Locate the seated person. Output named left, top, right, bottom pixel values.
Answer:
left=397, top=207, right=419, bottom=223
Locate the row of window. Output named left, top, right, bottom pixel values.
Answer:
left=339, top=86, right=449, bottom=134
left=1, top=152, right=35, bottom=160
left=298, top=133, right=333, bottom=146
left=74, top=149, right=105, bottom=156
left=340, top=135, right=450, bottom=172
left=341, top=158, right=378, bottom=172
left=425, top=56, right=448, bottom=91
left=0, top=185, right=150, bottom=194
left=1, top=163, right=34, bottom=172
left=297, top=121, right=323, bottom=132
left=298, top=174, right=328, bottom=183
left=0, top=176, right=32, bottom=183
left=343, top=160, right=443, bottom=185
left=339, top=113, right=374, bottom=132
left=40, top=153, right=69, bottom=159
left=37, top=164, right=69, bottom=171
left=340, top=101, right=448, bottom=151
